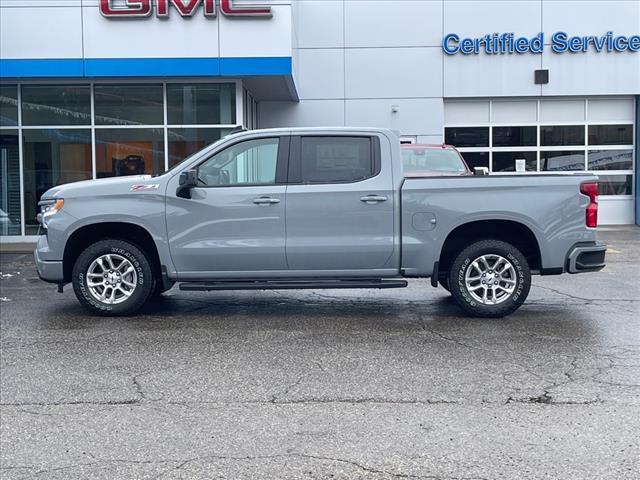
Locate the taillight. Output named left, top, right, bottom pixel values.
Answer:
left=580, top=182, right=598, bottom=228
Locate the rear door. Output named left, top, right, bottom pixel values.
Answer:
left=285, top=134, right=396, bottom=273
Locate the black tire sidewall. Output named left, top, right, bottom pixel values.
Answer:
left=72, top=239, right=153, bottom=316
left=449, top=240, right=531, bottom=318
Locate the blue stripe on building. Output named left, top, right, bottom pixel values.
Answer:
left=0, top=57, right=292, bottom=78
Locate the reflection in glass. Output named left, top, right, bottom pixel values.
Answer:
left=540, top=125, right=584, bottom=146
left=492, top=127, right=536, bottom=147
left=588, top=125, right=633, bottom=146
left=597, top=175, right=632, bottom=195
left=402, top=148, right=468, bottom=174
left=460, top=152, right=489, bottom=169
left=167, top=84, right=236, bottom=125
left=541, top=150, right=585, bottom=171
left=94, top=84, right=163, bottom=126
left=95, top=129, right=165, bottom=178
left=444, top=127, right=489, bottom=147
left=588, top=150, right=633, bottom=171
left=492, top=151, right=537, bottom=172
left=301, top=137, right=373, bottom=183
left=0, top=85, right=18, bottom=127
left=21, top=85, right=91, bottom=126
left=22, top=129, right=92, bottom=234
left=168, top=128, right=229, bottom=167
left=198, top=138, right=279, bottom=186
left=0, top=132, right=21, bottom=235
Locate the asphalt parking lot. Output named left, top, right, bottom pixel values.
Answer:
left=1, top=227, right=639, bottom=480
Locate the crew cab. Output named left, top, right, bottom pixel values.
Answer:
left=34, top=128, right=606, bottom=318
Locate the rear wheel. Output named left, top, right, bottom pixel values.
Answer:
left=72, top=239, right=154, bottom=316
left=448, top=239, right=531, bottom=318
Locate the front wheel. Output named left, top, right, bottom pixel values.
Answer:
left=448, top=240, right=531, bottom=318
left=72, top=239, right=154, bottom=316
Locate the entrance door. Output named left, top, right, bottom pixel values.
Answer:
left=166, top=136, right=289, bottom=278
left=285, top=135, right=396, bottom=273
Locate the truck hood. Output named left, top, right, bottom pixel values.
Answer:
left=41, top=175, right=156, bottom=199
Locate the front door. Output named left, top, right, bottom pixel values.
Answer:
left=166, top=136, right=289, bottom=278
left=285, top=134, right=396, bottom=273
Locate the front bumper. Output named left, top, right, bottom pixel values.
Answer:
left=566, top=242, right=607, bottom=274
left=34, top=237, right=64, bottom=283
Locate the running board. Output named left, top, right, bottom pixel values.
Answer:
left=179, top=278, right=408, bottom=291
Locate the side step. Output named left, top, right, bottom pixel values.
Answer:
left=179, top=278, right=408, bottom=291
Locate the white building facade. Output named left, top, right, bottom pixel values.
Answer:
left=1, top=0, right=639, bottom=240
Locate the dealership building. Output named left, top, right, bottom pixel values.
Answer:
left=1, top=0, right=639, bottom=240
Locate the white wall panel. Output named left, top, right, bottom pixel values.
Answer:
left=587, top=98, right=635, bottom=123
left=1, top=0, right=80, bottom=5
left=444, top=0, right=541, bottom=38
left=598, top=199, right=635, bottom=225
left=543, top=1, right=640, bottom=37
left=492, top=100, right=537, bottom=123
left=294, top=0, right=343, bottom=48
left=345, top=47, right=442, bottom=99
left=444, top=101, right=490, bottom=124
left=346, top=98, right=444, bottom=136
left=82, top=5, right=220, bottom=59
left=345, top=0, right=442, bottom=48
left=444, top=53, right=541, bottom=97
left=417, top=135, right=445, bottom=144
left=219, top=5, right=292, bottom=58
left=541, top=51, right=640, bottom=96
left=0, top=6, right=83, bottom=59
left=259, top=99, right=344, bottom=127
left=539, top=99, right=585, bottom=122
left=296, top=49, right=344, bottom=99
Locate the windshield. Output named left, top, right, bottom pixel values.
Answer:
left=402, top=148, right=467, bottom=173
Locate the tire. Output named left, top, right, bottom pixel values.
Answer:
left=448, top=239, right=531, bottom=318
left=72, top=239, right=154, bottom=316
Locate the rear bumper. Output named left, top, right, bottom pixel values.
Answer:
left=566, top=242, right=606, bottom=274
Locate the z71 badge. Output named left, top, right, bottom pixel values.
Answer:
left=131, top=184, right=160, bottom=192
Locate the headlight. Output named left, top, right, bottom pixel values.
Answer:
left=37, top=199, right=64, bottom=229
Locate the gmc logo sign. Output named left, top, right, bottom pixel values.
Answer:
left=100, top=0, right=272, bottom=18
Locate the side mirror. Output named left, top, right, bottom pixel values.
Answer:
left=474, top=167, right=489, bottom=176
left=176, top=169, right=198, bottom=198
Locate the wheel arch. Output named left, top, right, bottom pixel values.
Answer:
left=437, top=219, right=542, bottom=280
left=63, top=222, right=162, bottom=283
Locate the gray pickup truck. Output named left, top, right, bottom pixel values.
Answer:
left=35, top=127, right=606, bottom=318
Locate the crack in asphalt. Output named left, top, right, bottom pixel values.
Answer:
left=531, top=283, right=640, bottom=303
left=0, top=454, right=486, bottom=480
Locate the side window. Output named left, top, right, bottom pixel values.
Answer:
left=300, top=136, right=376, bottom=184
left=197, top=137, right=279, bottom=187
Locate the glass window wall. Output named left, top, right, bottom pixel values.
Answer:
left=95, top=129, right=165, bottom=178
left=0, top=85, right=18, bottom=127
left=0, top=81, right=239, bottom=236
left=21, top=85, right=91, bottom=126
left=445, top=99, right=634, bottom=199
left=94, top=84, right=164, bottom=126
left=22, top=129, right=92, bottom=234
left=167, top=84, right=235, bottom=125
left=0, top=132, right=21, bottom=235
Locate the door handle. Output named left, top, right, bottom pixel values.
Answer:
left=360, top=195, right=388, bottom=204
left=253, top=197, right=280, bottom=205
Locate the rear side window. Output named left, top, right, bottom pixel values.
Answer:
left=299, top=136, right=377, bottom=184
